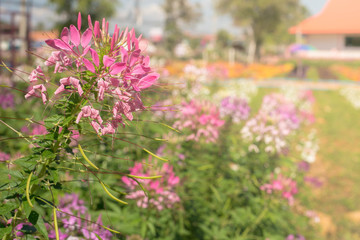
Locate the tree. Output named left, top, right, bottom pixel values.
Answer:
left=215, top=0, right=308, bottom=61
left=162, top=0, right=200, bottom=54
left=216, top=29, right=232, bottom=48
left=48, top=0, right=118, bottom=31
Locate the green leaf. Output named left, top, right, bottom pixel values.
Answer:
left=49, top=168, right=59, bottom=183
left=41, top=150, right=56, bottom=159
left=24, top=235, right=37, bottom=240
left=23, top=201, right=33, bottom=217
left=0, top=203, right=18, bottom=215
left=147, top=222, right=156, bottom=236
left=35, top=216, right=49, bottom=240
left=14, top=157, right=37, bottom=170
left=62, top=116, right=74, bottom=126
left=0, top=226, right=12, bottom=238
left=44, top=115, right=64, bottom=128
left=28, top=211, right=39, bottom=225
left=8, top=170, right=24, bottom=180
left=141, top=219, right=147, bottom=237
left=44, top=133, right=56, bottom=141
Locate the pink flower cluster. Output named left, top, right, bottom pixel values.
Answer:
left=220, top=97, right=250, bottom=123
left=0, top=92, right=15, bottom=109
left=48, top=193, right=112, bottom=240
left=122, top=161, right=180, bottom=211
left=260, top=174, right=298, bottom=205
left=173, top=100, right=225, bottom=143
left=0, top=152, right=10, bottom=162
left=13, top=222, right=36, bottom=239
left=31, top=124, right=48, bottom=136
left=25, top=13, right=159, bottom=135
left=241, top=94, right=302, bottom=154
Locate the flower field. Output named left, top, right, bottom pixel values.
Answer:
left=1, top=13, right=360, bottom=240
left=164, top=61, right=294, bottom=80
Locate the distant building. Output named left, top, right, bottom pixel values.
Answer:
left=289, top=0, right=360, bottom=59
left=30, top=31, right=58, bottom=49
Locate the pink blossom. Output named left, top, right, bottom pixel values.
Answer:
left=25, top=84, right=47, bottom=104
left=97, top=79, right=109, bottom=101
left=220, top=97, right=250, bottom=123
left=173, top=100, right=224, bottom=143
left=27, top=13, right=159, bottom=136
left=0, top=92, right=14, bottom=109
left=261, top=173, right=298, bottom=205
left=54, top=77, right=84, bottom=96
left=0, top=152, right=10, bottom=162
left=31, top=123, right=48, bottom=135
left=122, top=160, right=180, bottom=211
left=29, top=66, right=45, bottom=83
left=50, top=193, right=112, bottom=240
left=241, top=94, right=305, bottom=154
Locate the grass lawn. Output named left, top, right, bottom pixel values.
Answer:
left=253, top=88, right=360, bottom=239
left=310, top=90, right=360, bottom=240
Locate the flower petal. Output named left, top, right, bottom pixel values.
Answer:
left=137, top=73, right=159, bottom=90
left=103, top=55, right=115, bottom=67
left=83, top=58, right=95, bottom=73
left=82, top=45, right=91, bottom=56
left=109, top=63, right=126, bottom=75
left=77, top=12, right=82, bottom=30
left=94, top=21, right=100, bottom=38
left=70, top=25, right=81, bottom=47
left=89, top=48, right=99, bottom=67
left=61, top=27, right=69, bottom=42
left=53, top=39, right=72, bottom=51
left=132, top=65, right=145, bottom=75
left=81, top=28, right=92, bottom=48
left=45, top=39, right=60, bottom=49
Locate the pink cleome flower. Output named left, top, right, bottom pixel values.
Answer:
left=122, top=159, right=180, bottom=211
left=25, top=13, right=159, bottom=135
left=173, top=100, right=225, bottom=143
left=260, top=173, right=298, bottom=205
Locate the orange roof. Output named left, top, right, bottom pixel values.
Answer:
left=289, top=0, right=360, bottom=35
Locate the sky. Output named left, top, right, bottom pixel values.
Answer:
left=0, top=0, right=329, bottom=36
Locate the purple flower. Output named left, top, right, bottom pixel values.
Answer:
left=304, top=177, right=323, bottom=188
left=297, top=161, right=310, bottom=172
left=220, top=97, right=250, bottom=122
left=50, top=194, right=113, bottom=240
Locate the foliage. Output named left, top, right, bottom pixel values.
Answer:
left=0, top=13, right=159, bottom=239
left=162, top=0, right=201, bottom=53
left=215, top=0, right=308, bottom=59
left=48, top=0, right=118, bottom=31
left=0, top=8, right=331, bottom=240
left=216, top=29, right=233, bottom=48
